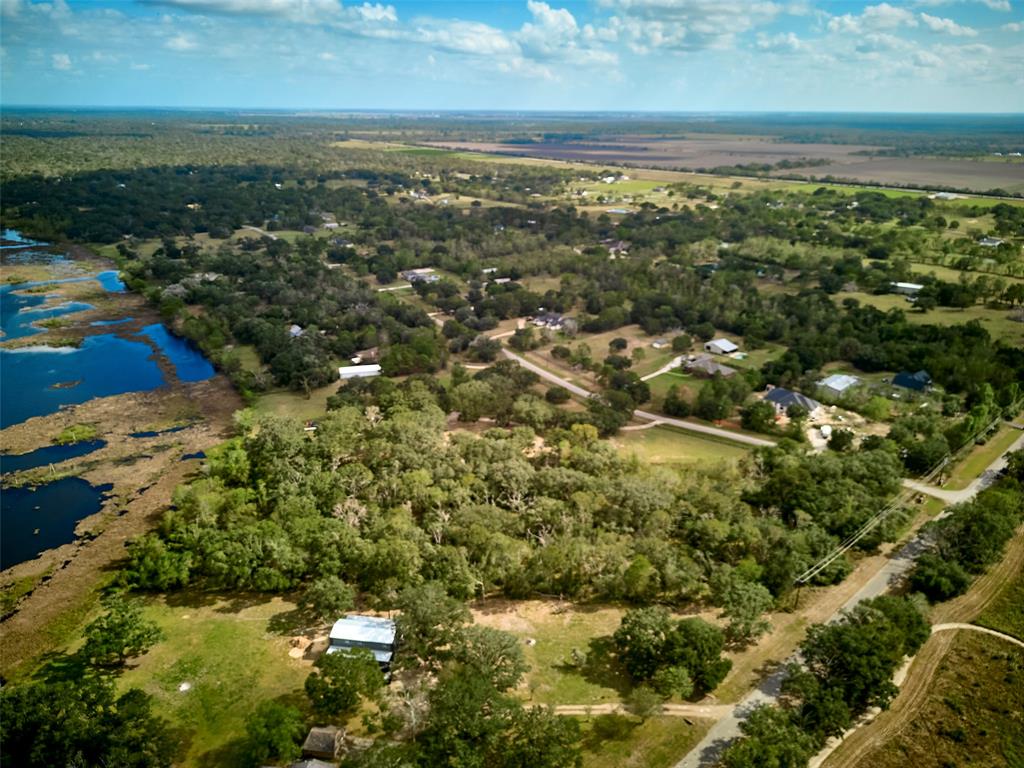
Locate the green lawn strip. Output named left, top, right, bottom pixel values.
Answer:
left=943, top=425, right=1021, bottom=490
left=53, top=423, right=100, bottom=445
left=578, top=715, right=714, bottom=768
left=255, top=381, right=340, bottom=421
left=615, top=425, right=748, bottom=467
left=974, top=567, right=1024, bottom=641
left=118, top=595, right=311, bottom=767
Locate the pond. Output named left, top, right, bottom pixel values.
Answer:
left=1, top=478, right=113, bottom=570
left=0, top=440, right=107, bottom=475
left=140, top=323, right=215, bottom=383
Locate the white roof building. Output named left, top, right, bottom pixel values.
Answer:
left=327, top=615, right=397, bottom=666
left=818, top=373, right=861, bottom=397
left=890, top=282, right=924, bottom=296
left=704, top=338, right=739, bottom=356
left=338, top=364, right=382, bottom=380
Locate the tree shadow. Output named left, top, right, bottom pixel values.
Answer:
left=193, top=737, right=250, bottom=768
left=268, top=605, right=322, bottom=637
left=213, top=592, right=273, bottom=615
left=582, top=713, right=640, bottom=752
left=554, top=635, right=633, bottom=698
left=30, top=649, right=93, bottom=685
left=163, top=589, right=221, bottom=609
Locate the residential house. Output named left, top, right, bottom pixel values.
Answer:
left=327, top=615, right=397, bottom=677
left=817, top=373, right=861, bottom=399
left=704, top=338, right=739, bottom=356
left=890, top=282, right=924, bottom=297
left=399, top=268, right=439, bottom=284
left=764, top=387, right=822, bottom=418
left=532, top=312, right=565, bottom=330
left=302, top=727, right=343, bottom=761
left=893, top=370, right=932, bottom=392
left=979, top=237, right=1004, bottom=247
left=651, top=338, right=670, bottom=350
left=338, top=364, right=382, bottom=380
left=687, top=354, right=736, bottom=378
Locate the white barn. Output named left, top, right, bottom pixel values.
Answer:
left=704, top=338, right=739, bottom=356
left=338, top=364, right=382, bottom=380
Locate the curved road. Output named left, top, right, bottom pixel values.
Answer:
left=500, top=348, right=776, bottom=448
left=931, top=622, right=1024, bottom=649
left=672, top=432, right=1023, bottom=768
left=902, top=434, right=1023, bottom=503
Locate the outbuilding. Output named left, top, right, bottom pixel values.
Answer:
left=302, top=726, right=343, bottom=761
left=338, top=364, right=382, bottom=380
left=817, top=373, right=861, bottom=398
left=327, top=615, right=397, bottom=677
left=890, top=282, right=924, bottom=297
left=893, top=370, right=932, bottom=392
left=704, top=338, right=739, bottom=356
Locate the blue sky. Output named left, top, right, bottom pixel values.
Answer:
left=1, top=0, right=1022, bottom=111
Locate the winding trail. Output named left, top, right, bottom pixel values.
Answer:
left=640, top=355, right=684, bottom=381
left=554, top=703, right=732, bottom=719
left=931, top=622, right=1024, bottom=649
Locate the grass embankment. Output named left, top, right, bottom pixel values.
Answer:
left=578, top=714, right=714, bottom=768
left=942, top=424, right=1022, bottom=490
left=974, top=562, right=1024, bottom=641
left=118, top=595, right=311, bottom=767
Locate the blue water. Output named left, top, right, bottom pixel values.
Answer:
left=139, top=324, right=215, bottom=383
left=96, top=270, right=126, bottom=293
left=181, top=451, right=206, bottom=461
left=91, top=317, right=133, bottom=327
left=1, top=478, right=113, bottom=570
left=0, top=336, right=166, bottom=428
left=1, top=296, right=96, bottom=340
left=0, top=440, right=106, bottom=475
left=130, top=425, right=188, bottom=439
left=0, top=228, right=44, bottom=249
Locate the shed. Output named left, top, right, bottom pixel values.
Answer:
left=302, top=726, right=343, bottom=761
left=817, top=373, right=861, bottom=398
left=704, top=338, right=739, bottom=356
left=651, top=338, right=669, bottom=350
left=338, top=364, right=382, bottom=380
left=764, top=387, right=821, bottom=417
left=327, top=615, right=397, bottom=674
left=978, top=237, right=1004, bottom=247
left=890, top=282, right=924, bottom=296
left=893, top=370, right=932, bottom=392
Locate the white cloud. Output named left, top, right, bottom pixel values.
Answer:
left=51, top=52, right=71, bottom=69
left=1, top=0, right=22, bottom=18
left=915, top=0, right=1010, bottom=10
left=756, top=31, right=802, bottom=51
left=317, top=50, right=336, bottom=60
left=414, top=20, right=517, bottom=56
left=828, top=3, right=918, bottom=34
left=130, top=62, right=152, bottom=70
left=1002, top=21, right=1023, bottom=30
left=594, top=0, right=783, bottom=51
left=920, top=12, right=978, bottom=35
left=165, top=33, right=198, bottom=50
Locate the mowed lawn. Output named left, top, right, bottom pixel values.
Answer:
left=943, top=424, right=1022, bottom=490
left=615, top=425, right=749, bottom=467
left=578, top=715, right=714, bottom=768
left=118, top=595, right=312, bottom=767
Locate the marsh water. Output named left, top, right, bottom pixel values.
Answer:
left=1, top=234, right=215, bottom=569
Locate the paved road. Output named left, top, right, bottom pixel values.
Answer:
left=500, top=349, right=776, bottom=448
left=902, top=434, right=1023, bottom=503
left=673, top=431, right=1023, bottom=768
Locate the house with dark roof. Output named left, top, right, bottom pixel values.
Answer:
left=687, top=354, right=737, bottom=378
left=763, top=387, right=821, bottom=417
left=893, top=370, right=932, bottom=392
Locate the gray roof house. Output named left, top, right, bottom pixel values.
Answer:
left=327, top=615, right=397, bottom=674
left=764, top=387, right=821, bottom=416
left=687, top=354, right=737, bottom=378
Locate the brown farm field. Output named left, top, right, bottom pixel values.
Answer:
left=423, top=137, right=1024, bottom=194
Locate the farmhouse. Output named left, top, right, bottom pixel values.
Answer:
left=532, top=312, right=566, bottom=330
left=651, top=338, right=669, bottom=350
left=978, top=237, right=1004, bottom=247
left=817, top=373, right=861, bottom=398
left=338, top=364, right=382, bottom=380
left=890, top=282, right=924, bottom=297
left=687, top=354, right=736, bottom=378
left=764, top=387, right=822, bottom=418
left=400, top=268, right=439, bottom=283
left=704, top=338, right=739, bottom=356
left=893, top=370, right=932, bottom=392
left=327, top=615, right=397, bottom=675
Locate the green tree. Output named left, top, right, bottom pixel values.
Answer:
left=719, top=579, right=774, bottom=646
left=651, top=665, right=694, bottom=699
left=741, top=401, right=776, bottom=433
left=452, top=625, right=528, bottom=692
left=305, top=648, right=384, bottom=717
left=626, top=684, right=663, bottom=720
left=302, top=575, right=356, bottom=621
left=244, top=701, right=305, bottom=766
left=81, top=594, right=164, bottom=668
left=719, top=704, right=818, bottom=768
left=395, top=582, right=472, bottom=669
left=908, top=553, right=970, bottom=602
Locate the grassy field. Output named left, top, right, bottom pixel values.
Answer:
left=833, top=291, right=1024, bottom=346
left=943, top=424, right=1022, bottom=490
left=831, top=631, right=1024, bottom=768
left=578, top=715, right=714, bottom=768
left=254, top=381, right=339, bottom=421
left=614, top=425, right=749, bottom=467
left=974, top=566, right=1024, bottom=641
left=118, top=595, right=312, bottom=767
